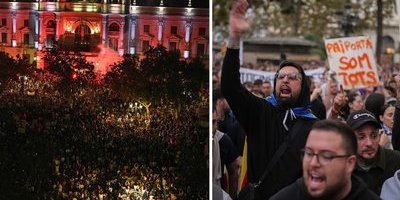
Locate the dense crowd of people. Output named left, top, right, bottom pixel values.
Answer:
left=212, top=1, right=400, bottom=199
left=0, top=76, right=208, bottom=199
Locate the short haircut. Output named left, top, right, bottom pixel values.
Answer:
left=311, top=120, right=357, bottom=155
left=253, top=79, right=263, bottom=85
left=212, top=88, right=224, bottom=111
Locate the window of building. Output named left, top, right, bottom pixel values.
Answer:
left=142, top=40, right=150, bottom=51
left=170, top=26, right=177, bottom=34
left=24, top=33, right=29, bottom=44
left=1, top=18, right=6, bottom=26
left=169, top=42, right=177, bottom=51
left=199, top=28, right=206, bottom=36
left=144, top=25, right=150, bottom=33
left=109, top=23, right=120, bottom=32
left=24, top=19, right=29, bottom=27
left=197, top=43, right=205, bottom=57
left=108, top=38, right=118, bottom=51
left=46, top=34, right=55, bottom=47
left=1, top=33, right=6, bottom=43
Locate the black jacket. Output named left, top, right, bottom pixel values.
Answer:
left=270, top=175, right=380, bottom=200
left=218, top=111, right=246, bottom=155
left=353, top=146, right=400, bottom=194
left=221, top=49, right=317, bottom=199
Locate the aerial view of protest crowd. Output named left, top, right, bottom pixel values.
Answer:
left=0, top=46, right=209, bottom=199
left=212, top=0, right=400, bottom=200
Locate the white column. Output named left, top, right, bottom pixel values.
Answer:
left=185, top=22, right=191, bottom=43
left=157, top=19, right=164, bottom=44
left=34, top=12, right=40, bottom=49
left=184, top=21, right=192, bottom=58
left=11, top=12, right=16, bottom=47
left=102, top=15, right=107, bottom=45
left=129, top=16, right=136, bottom=54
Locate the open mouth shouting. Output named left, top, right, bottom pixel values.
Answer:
left=309, top=172, right=325, bottom=190
left=279, top=85, right=292, bottom=98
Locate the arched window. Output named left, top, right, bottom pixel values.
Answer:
left=108, top=23, right=120, bottom=32
left=75, top=24, right=92, bottom=35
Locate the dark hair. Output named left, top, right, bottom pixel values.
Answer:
left=348, top=91, right=361, bottom=104
left=311, top=120, right=357, bottom=155
left=253, top=79, right=263, bottom=85
left=379, top=104, right=395, bottom=121
left=212, top=89, right=224, bottom=111
left=273, top=60, right=310, bottom=107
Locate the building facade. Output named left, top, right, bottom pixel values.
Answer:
left=0, top=0, right=209, bottom=72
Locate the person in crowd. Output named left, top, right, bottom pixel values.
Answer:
left=271, top=120, right=379, bottom=200
left=365, top=93, right=385, bottom=123
left=252, top=79, right=264, bottom=98
left=346, top=109, right=400, bottom=194
left=308, top=76, right=326, bottom=120
left=379, top=104, right=395, bottom=149
left=212, top=108, right=240, bottom=199
left=322, top=74, right=339, bottom=112
left=262, top=79, right=272, bottom=98
left=221, top=0, right=318, bottom=198
left=214, top=89, right=246, bottom=159
left=332, top=91, right=364, bottom=120
left=390, top=72, right=400, bottom=150
left=380, top=169, right=400, bottom=200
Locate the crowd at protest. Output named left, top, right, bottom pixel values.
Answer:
left=0, top=75, right=208, bottom=199
left=212, top=0, right=400, bottom=200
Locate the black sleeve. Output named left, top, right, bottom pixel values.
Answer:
left=220, top=48, right=273, bottom=135
left=219, top=135, right=239, bottom=166
left=392, top=98, right=400, bottom=150
left=232, top=120, right=246, bottom=156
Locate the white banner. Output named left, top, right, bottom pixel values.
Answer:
left=239, top=67, right=325, bottom=84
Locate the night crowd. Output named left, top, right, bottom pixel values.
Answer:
left=0, top=75, right=208, bottom=199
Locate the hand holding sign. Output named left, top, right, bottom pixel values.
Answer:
left=332, top=85, right=347, bottom=114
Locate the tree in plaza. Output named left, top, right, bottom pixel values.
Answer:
left=213, top=0, right=395, bottom=39
left=139, top=45, right=184, bottom=105
left=104, top=53, right=141, bottom=97
left=0, top=52, right=34, bottom=86
left=180, top=56, right=208, bottom=103
left=41, top=47, right=96, bottom=91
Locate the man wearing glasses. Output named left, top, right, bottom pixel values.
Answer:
left=271, top=120, right=379, bottom=200
left=346, top=109, right=400, bottom=194
left=221, top=0, right=318, bottom=198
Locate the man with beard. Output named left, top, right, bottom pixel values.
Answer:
left=270, top=120, right=379, bottom=200
left=220, top=0, right=318, bottom=198
left=346, top=109, right=400, bottom=194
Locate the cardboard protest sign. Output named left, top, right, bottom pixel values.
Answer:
left=324, top=36, right=380, bottom=90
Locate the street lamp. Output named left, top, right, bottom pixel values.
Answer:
left=335, top=1, right=358, bottom=37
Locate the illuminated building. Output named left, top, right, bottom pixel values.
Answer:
left=0, top=0, right=208, bottom=72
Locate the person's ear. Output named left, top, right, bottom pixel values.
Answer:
left=347, top=155, right=357, bottom=173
